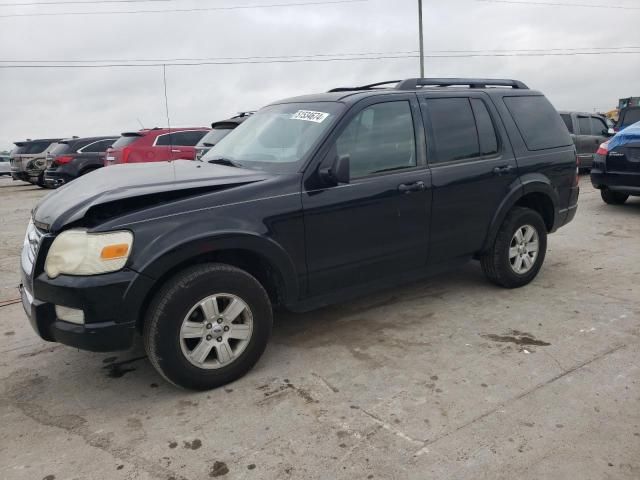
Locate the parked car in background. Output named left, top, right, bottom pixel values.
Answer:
left=614, top=106, right=640, bottom=133
left=559, top=111, right=611, bottom=170
left=43, top=136, right=117, bottom=188
left=591, top=121, right=640, bottom=204
left=20, top=77, right=579, bottom=390
left=195, top=112, right=254, bottom=161
left=10, top=138, right=64, bottom=185
left=105, top=127, right=209, bottom=166
left=0, top=154, right=11, bottom=176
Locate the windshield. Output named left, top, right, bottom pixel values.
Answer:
left=202, top=102, right=344, bottom=173
left=620, top=108, right=640, bottom=127
left=197, top=128, right=234, bottom=147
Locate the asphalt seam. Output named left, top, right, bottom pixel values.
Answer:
left=412, top=342, right=627, bottom=456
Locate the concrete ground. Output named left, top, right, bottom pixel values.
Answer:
left=0, top=175, right=638, bottom=480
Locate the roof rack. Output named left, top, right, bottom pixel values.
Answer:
left=328, top=78, right=528, bottom=93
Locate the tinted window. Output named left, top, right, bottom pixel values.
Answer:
left=560, top=114, right=573, bottom=133
left=81, top=139, right=115, bottom=153
left=197, top=128, right=234, bottom=147
left=590, top=117, right=608, bottom=136
left=426, top=98, right=480, bottom=163
left=157, top=131, right=207, bottom=146
left=112, top=135, right=141, bottom=149
left=503, top=96, right=572, bottom=151
left=12, top=141, right=52, bottom=155
left=578, top=117, right=591, bottom=135
left=620, top=108, right=640, bottom=127
left=335, top=101, right=416, bottom=179
left=471, top=99, right=498, bottom=156
left=49, top=143, right=73, bottom=155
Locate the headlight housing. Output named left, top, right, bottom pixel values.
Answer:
left=45, top=229, right=133, bottom=278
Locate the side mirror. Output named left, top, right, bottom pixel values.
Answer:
left=320, top=154, right=350, bottom=186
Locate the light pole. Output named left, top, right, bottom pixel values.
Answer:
left=418, top=0, right=424, bottom=77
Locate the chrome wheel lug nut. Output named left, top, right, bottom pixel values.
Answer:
left=217, top=318, right=223, bottom=324
left=217, top=336, right=223, bottom=342
left=206, top=335, right=212, bottom=341
left=223, top=326, right=229, bottom=332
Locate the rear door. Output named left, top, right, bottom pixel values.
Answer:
left=576, top=115, right=595, bottom=166
left=419, top=93, right=518, bottom=264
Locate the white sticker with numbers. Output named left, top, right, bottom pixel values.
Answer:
left=290, top=110, right=330, bottom=123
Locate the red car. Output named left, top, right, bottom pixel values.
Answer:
left=105, top=127, right=209, bottom=165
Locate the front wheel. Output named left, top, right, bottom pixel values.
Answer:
left=143, top=263, right=273, bottom=390
left=481, top=207, right=548, bottom=288
left=601, top=189, right=628, bottom=205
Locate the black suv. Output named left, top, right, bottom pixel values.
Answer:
left=20, top=78, right=579, bottom=390
left=43, top=136, right=118, bottom=188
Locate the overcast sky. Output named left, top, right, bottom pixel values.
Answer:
left=1, top=0, right=639, bottom=150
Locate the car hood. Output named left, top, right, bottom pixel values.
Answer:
left=33, top=160, right=271, bottom=232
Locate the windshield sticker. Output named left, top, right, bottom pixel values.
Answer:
left=291, top=110, right=330, bottom=123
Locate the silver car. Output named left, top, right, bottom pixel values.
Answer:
left=10, top=138, right=65, bottom=186
left=0, top=154, right=11, bottom=176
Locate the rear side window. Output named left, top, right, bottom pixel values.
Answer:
left=560, top=114, right=573, bottom=133
left=578, top=117, right=591, bottom=135
left=471, top=99, right=499, bottom=156
left=156, top=131, right=207, bottom=146
left=198, top=128, right=234, bottom=147
left=112, top=135, right=141, bottom=149
left=81, top=139, right=115, bottom=153
left=503, top=96, right=572, bottom=151
left=425, top=98, right=480, bottom=163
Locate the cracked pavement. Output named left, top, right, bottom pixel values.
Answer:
left=0, top=176, right=639, bottom=479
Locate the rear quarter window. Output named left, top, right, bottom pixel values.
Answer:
left=111, top=135, right=141, bottom=149
left=504, top=96, right=572, bottom=151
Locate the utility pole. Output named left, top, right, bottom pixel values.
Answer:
left=418, top=0, right=424, bottom=77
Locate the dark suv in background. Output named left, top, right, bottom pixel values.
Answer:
left=559, top=111, right=610, bottom=170
left=20, top=78, right=578, bottom=390
left=10, top=138, right=64, bottom=185
left=195, top=112, right=253, bottom=161
left=44, top=136, right=117, bottom=188
left=615, top=107, right=640, bottom=133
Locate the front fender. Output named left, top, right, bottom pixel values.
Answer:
left=132, top=227, right=300, bottom=304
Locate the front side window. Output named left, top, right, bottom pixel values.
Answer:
left=426, top=98, right=480, bottom=163
left=203, top=102, right=344, bottom=173
left=155, top=131, right=206, bottom=147
left=590, top=117, right=608, bottom=136
left=334, top=101, right=416, bottom=179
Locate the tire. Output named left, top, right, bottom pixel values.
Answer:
left=480, top=207, right=547, bottom=289
left=143, top=263, right=273, bottom=390
left=601, top=189, right=628, bottom=205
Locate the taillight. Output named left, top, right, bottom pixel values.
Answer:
left=54, top=155, right=74, bottom=166
left=121, top=147, right=131, bottom=163
left=596, top=142, right=609, bottom=156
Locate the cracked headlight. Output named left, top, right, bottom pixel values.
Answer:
left=45, top=229, right=133, bottom=278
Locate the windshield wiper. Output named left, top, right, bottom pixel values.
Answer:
left=208, top=158, right=243, bottom=168
left=202, top=142, right=215, bottom=147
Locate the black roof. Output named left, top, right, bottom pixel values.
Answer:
left=271, top=77, right=535, bottom=105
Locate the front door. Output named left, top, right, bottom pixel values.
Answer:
left=302, top=97, right=431, bottom=297
left=419, top=94, right=520, bottom=264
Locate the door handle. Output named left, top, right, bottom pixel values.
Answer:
left=398, top=181, right=426, bottom=193
left=171, top=149, right=182, bottom=153
left=493, top=165, right=514, bottom=175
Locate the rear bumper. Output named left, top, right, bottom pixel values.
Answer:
left=43, top=169, right=73, bottom=188
left=591, top=169, right=640, bottom=195
left=21, top=267, right=153, bottom=352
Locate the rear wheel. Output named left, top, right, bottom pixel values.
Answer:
left=143, top=263, right=273, bottom=390
left=481, top=207, right=547, bottom=288
left=601, top=189, right=628, bottom=205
